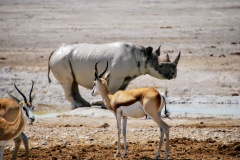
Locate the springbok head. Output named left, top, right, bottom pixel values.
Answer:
left=144, top=45, right=181, bottom=80
left=92, top=61, right=109, bottom=96
left=7, top=81, right=36, bottom=124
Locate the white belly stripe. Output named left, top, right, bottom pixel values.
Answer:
left=119, top=102, right=145, bottom=118
left=157, top=89, right=165, bottom=112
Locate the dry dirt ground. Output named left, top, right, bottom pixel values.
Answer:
left=0, top=0, right=240, bottom=159
left=3, top=116, right=240, bottom=160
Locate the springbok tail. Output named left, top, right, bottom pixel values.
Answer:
left=162, top=88, right=171, bottom=119
left=162, top=95, right=171, bottom=119
left=164, top=88, right=168, bottom=97
left=47, top=50, right=55, bottom=83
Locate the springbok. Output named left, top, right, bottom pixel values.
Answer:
left=48, top=42, right=181, bottom=109
left=92, top=62, right=170, bottom=160
left=0, top=81, right=36, bottom=160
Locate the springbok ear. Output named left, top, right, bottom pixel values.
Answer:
left=104, top=71, right=111, bottom=83
left=7, top=91, right=21, bottom=104
left=155, top=45, right=161, bottom=56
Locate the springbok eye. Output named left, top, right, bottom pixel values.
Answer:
left=22, top=107, right=29, bottom=117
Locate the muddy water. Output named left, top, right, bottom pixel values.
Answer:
left=34, top=104, right=240, bottom=119
left=168, top=104, right=240, bottom=115
left=34, top=111, right=62, bottom=118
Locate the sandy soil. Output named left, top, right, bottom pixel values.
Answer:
left=0, top=0, right=240, bottom=159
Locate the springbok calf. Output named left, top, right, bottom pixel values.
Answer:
left=0, top=81, right=36, bottom=160
left=91, top=62, right=170, bottom=160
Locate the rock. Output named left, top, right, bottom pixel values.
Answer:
left=219, top=54, right=225, bottom=58
left=0, top=57, right=6, bottom=60
left=63, top=141, right=69, bottom=147
left=230, top=52, right=240, bottom=55
left=147, top=140, right=154, bottom=144
left=233, top=145, right=240, bottom=151
left=98, top=123, right=110, bottom=128
left=232, top=93, right=239, bottom=96
left=206, top=138, right=216, bottom=143
left=41, top=140, right=48, bottom=145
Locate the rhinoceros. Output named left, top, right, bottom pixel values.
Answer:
left=48, top=42, right=180, bottom=109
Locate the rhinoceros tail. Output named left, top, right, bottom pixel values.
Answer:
left=48, top=50, right=55, bottom=83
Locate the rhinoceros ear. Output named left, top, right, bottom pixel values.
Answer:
left=144, top=46, right=153, bottom=59
left=155, top=45, right=161, bottom=56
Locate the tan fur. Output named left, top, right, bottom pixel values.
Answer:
left=97, top=78, right=162, bottom=112
left=110, top=88, right=161, bottom=113
left=0, top=98, right=19, bottom=120
left=0, top=98, right=25, bottom=141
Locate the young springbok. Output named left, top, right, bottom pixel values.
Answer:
left=0, top=81, right=36, bottom=160
left=91, top=62, right=170, bottom=160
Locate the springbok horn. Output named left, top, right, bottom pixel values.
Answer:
left=173, top=52, right=181, bottom=65
left=29, top=80, right=34, bottom=103
left=94, top=61, right=100, bottom=78
left=14, top=83, right=27, bottom=103
left=99, top=61, right=108, bottom=78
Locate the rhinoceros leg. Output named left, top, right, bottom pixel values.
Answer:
left=60, top=79, right=90, bottom=109
left=71, top=81, right=91, bottom=109
left=90, top=101, right=107, bottom=109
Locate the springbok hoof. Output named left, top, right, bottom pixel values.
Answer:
left=154, top=155, right=159, bottom=160
left=114, top=153, right=119, bottom=158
